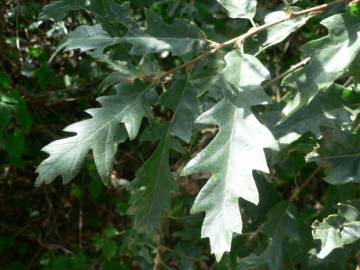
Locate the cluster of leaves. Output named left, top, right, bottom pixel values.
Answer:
left=0, top=2, right=164, bottom=269
left=2, top=0, right=360, bottom=269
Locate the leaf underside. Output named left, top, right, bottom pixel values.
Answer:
left=312, top=204, right=360, bottom=259
left=282, top=13, right=360, bottom=117
left=36, top=81, right=150, bottom=186
left=182, top=50, right=276, bottom=261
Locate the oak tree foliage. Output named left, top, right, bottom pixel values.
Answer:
left=34, top=0, right=360, bottom=266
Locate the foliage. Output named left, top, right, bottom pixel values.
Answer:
left=312, top=203, right=360, bottom=259
left=2, top=0, right=360, bottom=269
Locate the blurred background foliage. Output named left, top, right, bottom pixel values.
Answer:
left=1, top=0, right=360, bottom=269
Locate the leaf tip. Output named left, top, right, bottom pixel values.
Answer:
left=214, top=251, right=224, bottom=262
left=34, top=177, right=43, bottom=188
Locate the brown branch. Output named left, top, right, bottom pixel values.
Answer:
left=152, top=0, right=357, bottom=83
left=289, top=166, right=323, bottom=202
left=262, top=57, right=311, bottom=89
left=153, top=234, right=162, bottom=270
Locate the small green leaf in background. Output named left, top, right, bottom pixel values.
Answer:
left=4, top=129, right=26, bottom=167
left=349, top=3, right=360, bottom=17
left=102, top=261, right=129, bottom=270
left=0, top=72, right=11, bottom=89
left=36, top=81, right=151, bottom=186
left=0, top=92, right=32, bottom=132
left=237, top=202, right=299, bottom=270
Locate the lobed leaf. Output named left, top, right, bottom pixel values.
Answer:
left=312, top=204, right=360, bottom=259
left=56, top=24, right=118, bottom=54
left=40, top=0, right=86, bottom=21
left=41, top=0, right=140, bottom=36
left=56, top=10, right=206, bottom=56
left=264, top=8, right=307, bottom=47
left=36, top=81, right=151, bottom=186
left=251, top=8, right=309, bottom=55
left=122, top=10, right=206, bottom=56
left=182, top=50, right=276, bottom=261
left=282, top=12, right=360, bottom=117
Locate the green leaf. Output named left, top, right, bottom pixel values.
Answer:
left=0, top=72, right=11, bottom=89
left=58, top=10, right=206, bottom=56
left=218, top=51, right=271, bottom=105
left=0, top=92, right=32, bottom=131
left=88, top=48, right=140, bottom=90
left=87, top=0, right=140, bottom=36
left=237, top=202, right=299, bottom=270
left=181, top=50, right=276, bottom=261
left=128, top=75, right=200, bottom=232
left=0, top=95, right=14, bottom=130
left=36, top=81, right=151, bottom=186
left=306, top=127, right=360, bottom=185
left=282, top=12, right=360, bottom=117
left=312, top=204, right=360, bottom=259
left=57, top=24, right=118, bottom=54
left=349, top=54, right=360, bottom=84
left=350, top=2, right=360, bottom=17
left=5, top=129, right=26, bottom=160
left=41, top=0, right=139, bottom=36
left=120, top=10, right=206, bottom=56
left=262, top=85, right=352, bottom=143
left=128, top=131, right=178, bottom=233
left=40, top=0, right=86, bottom=21
left=255, top=8, right=308, bottom=54
left=160, top=75, right=200, bottom=143
left=88, top=50, right=159, bottom=91
left=217, top=0, right=257, bottom=20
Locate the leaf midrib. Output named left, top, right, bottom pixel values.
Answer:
left=75, top=89, right=145, bottom=145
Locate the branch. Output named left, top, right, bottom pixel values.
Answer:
left=262, top=57, right=311, bottom=89
left=153, top=0, right=357, bottom=83
left=289, top=166, right=323, bottom=202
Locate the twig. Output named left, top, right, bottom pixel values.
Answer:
left=153, top=234, right=162, bottom=270
left=289, top=166, right=323, bottom=202
left=263, top=57, right=311, bottom=89
left=84, top=0, right=356, bottom=87
left=152, top=0, right=356, bottom=84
